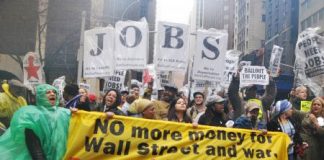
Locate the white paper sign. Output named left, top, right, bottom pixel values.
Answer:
left=295, top=28, right=324, bottom=96
left=23, top=52, right=43, bottom=86
left=155, top=21, right=189, bottom=72
left=222, top=50, right=241, bottom=86
left=269, top=45, right=283, bottom=77
left=52, top=76, right=66, bottom=101
left=115, top=19, right=148, bottom=70
left=240, top=66, right=269, bottom=86
left=79, top=83, right=91, bottom=91
left=84, top=27, right=115, bottom=78
left=192, top=29, right=228, bottom=82
left=103, top=70, right=126, bottom=92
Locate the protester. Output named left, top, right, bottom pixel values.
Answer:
left=63, top=84, right=91, bottom=111
left=130, top=84, right=140, bottom=100
left=121, top=94, right=136, bottom=115
left=187, top=92, right=207, bottom=123
left=127, top=99, right=155, bottom=119
left=100, top=89, right=124, bottom=115
left=0, top=79, right=28, bottom=128
left=299, top=97, right=324, bottom=160
left=78, top=88, right=88, bottom=96
left=119, top=90, right=129, bottom=108
left=0, top=84, right=70, bottom=159
left=289, top=85, right=315, bottom=110
left=228, top=74, right=277, bottom=128
left=198, top=95, right=228, bottom=127
left=234, top=101, right=265, bottom=129
left=168, top=97, right=191, bottom=123
left=153, top=84, right=178, bottom=120
left=267, top=100, right=307, bottom=160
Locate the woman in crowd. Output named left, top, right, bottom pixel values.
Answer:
left=198, top=95, right=227, bottom=127
left=127, top=99, right=155, bottom=119
left=0, top=84, right=70, bottom=159
left=267, top=99, right=306, bottom=160
left=299, top=97, right=324, bottom=160
left=168, top=97, right=191, bottom=123
left=100, top=89, right=124, bottom=115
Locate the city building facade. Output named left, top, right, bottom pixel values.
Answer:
left=299, top=0, right=324, bottom=34
left=234, top=0, right=266, bottom=54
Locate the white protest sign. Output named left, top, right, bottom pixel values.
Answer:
left=79, top=83, right=91, bottom=91
left=103, top=70, right=126, bottom=92
left=115, top=18, right=148, bottom=70
left=155, top=21, right=189, bottom=72
left=269, top=45, right=283, bottom=77
left=240, top=66, right=269, bottom=86
left=158, top=71, right=170, bottom=87
left=23, top=52, right=43, bottom=86
left=222, top=50, right=241, bottom=86
left=52, top=76, right=66, bottom=101
left=295, top=28, right=324, bottom=96
left=192, top=29, right=228, bottom=82
left=84, top=27, right=115, bottom=78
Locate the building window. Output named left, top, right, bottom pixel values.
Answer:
left=301, top=20, right=306, bottom=31
left=246, top=41, right=248, bottom=48
left=262, top=14, right=266, bottom=22
left=312, top=13, right=318, bottom=25
left=224, top=6, right=229, bottom=11
left=320, top=8, right=324, bottom=20
left=306, top=17, right=312, bottom=27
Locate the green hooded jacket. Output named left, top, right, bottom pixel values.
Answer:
left=0, top=84, right=71, bottom=160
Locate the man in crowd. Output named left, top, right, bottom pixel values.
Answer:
left=187, top=91, right=206, bottom=123
left=153, top=84, right=178, bottom=120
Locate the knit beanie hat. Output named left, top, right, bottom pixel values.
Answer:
left=272, top=99, right=292, bottom=117
left=128, top=99, right=153, bottom=114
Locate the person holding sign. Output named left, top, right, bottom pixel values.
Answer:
left=289, top=85, right=314, bottom=111
left=267, top=100, right=307, bottom=160
left=299, top=97, right=324, bottom=160
left=233, top=101, right=263, bottom=130
left=228, top=70, right=277, bottom=128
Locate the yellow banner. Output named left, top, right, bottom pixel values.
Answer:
left=64, top=111, right=290, bottom=160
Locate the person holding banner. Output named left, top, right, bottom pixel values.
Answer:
left=101, top=88, right=124, bottom=115
left=127, top=99, right=155, bottom=119
left=187, top=92, right=207, bottom=123
left=267, top=100, right=307, bottom=160
left=299, top=97, right=324, bottom=160
left=153, top=84, right=178, bottom=120
left=233, top=101, right=264, bottom=129
left=0, top=84, right=70, bottom=160
left=167, top=97, right=191, bottom=123
left=198, top=95, right=228, bottom=127
left=228, top=73, right=277, bottom=128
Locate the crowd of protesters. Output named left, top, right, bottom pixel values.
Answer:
left=0, top=72, right=324, bottom=160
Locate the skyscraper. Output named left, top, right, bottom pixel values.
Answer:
left=264, top=0, right=299, bottom=75
left=234, top=0, right=266, bottom=54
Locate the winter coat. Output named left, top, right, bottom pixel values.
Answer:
left=299, top=113, right=324, bottom=160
